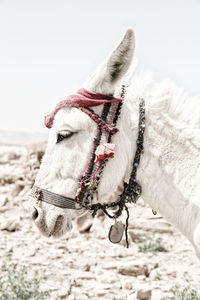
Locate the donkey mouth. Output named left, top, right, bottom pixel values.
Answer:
left=35, top=215, right=70, bottom=238
left=31, top=202, right=72, bottom=237
left=48, top=215, right=65, bottom=237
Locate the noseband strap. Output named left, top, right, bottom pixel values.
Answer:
left=31, top=185, right=81, bottom=209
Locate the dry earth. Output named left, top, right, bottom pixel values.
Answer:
left=0, top=143, right=200, bottom=300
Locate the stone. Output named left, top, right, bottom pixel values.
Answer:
left=137, top=275, right=147, bottom=280
left=118, top=261, right=148, bottom=277
left=72, top=270, right=95, bottom=280
left=124, top=282, right=133, bottom=290
left=103, top=262, right=118, bottom=270
left=0, top=217, right=20, bottom=231
left=128, top=230, right=139, bottom=242
left=152, top=221, right=173, bottom=234
left=90, top=217, right=106, bottom=239
left=0, top=205, right=11, bottom=213
left=0, top=195, right=9, bottom=206
left=67, top=295, right=75, bottom=300
left=11, top=183, right=24, bottom=197
left=96, top=290, right=109, bottom=297
left=76, top=295, right=88, bottom=300
left=149, top=269, right=160, bottom=280
left=136, top=288, right=152, bottom=300
left=58, top=286, right=71, bottom=298
left=166, top=270, right=177, bottom=278
left=76, top=212, right=93, bottom=233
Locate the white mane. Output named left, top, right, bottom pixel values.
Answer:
left=127, top=72, right=200, bottom=126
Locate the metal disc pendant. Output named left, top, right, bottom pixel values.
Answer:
left=108, top=221, right=125, bottom=244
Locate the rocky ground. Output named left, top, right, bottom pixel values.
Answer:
left=0, top=143, right=200, bottom=300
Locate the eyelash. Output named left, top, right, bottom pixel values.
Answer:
left=56, top=131, right=75, bottom=143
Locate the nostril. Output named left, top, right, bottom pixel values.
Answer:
left=55, top=215, right=64, bottom=227
left=32, top=207, right=39, bottom=220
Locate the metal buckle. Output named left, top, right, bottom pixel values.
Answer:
left=33, top=187, right=41, bottom=200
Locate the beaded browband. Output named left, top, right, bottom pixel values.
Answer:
left=31, top=86, right=145, bottom=247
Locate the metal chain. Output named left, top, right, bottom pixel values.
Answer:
left=89, top=96, right=145, bottom=248
left=120, top=98, right=145, bottom=204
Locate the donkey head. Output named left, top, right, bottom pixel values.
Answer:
left=30, top=29, right=135, bottom=237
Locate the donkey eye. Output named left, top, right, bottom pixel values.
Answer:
left=56, top=131, right=74, bottom=143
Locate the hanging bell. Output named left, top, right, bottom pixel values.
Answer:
left=108, top=220, right=125, bottom=244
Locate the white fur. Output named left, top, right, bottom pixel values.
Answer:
left=31, top=29, right=200, bottom=259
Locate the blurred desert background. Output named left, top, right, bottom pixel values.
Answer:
left=1, top=0, right=200, bottom=299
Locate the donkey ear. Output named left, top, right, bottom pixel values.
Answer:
left=84, top=28, right=135, bottom=95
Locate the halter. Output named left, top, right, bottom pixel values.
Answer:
left=31, top=86, right=145, bottom=247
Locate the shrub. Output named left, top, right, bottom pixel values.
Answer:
left=162, top=284, right=200, bottom=300
left=0, top=255, right=50, bottom=300
left=136, top=236, right=168, bottom=254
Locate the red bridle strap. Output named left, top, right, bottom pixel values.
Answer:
left=44, top=88, right=122, bottom=129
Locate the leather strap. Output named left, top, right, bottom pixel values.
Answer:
left=31, top=185, right=81, bottom=209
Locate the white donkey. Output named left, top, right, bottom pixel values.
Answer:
left=31, top=29, right=200, bottom=258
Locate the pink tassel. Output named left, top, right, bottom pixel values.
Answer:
left=95, top=143, right=115, bottom=163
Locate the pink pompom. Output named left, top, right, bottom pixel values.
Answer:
left=44, top=114, right=53, bottom=128
left=95, top=143, right=115, bottom=163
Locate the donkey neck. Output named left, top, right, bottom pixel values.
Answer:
left=136, top=101, right=200, bottom=242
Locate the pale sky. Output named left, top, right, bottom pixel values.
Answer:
left=0, top=0, right=200, bottom=133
